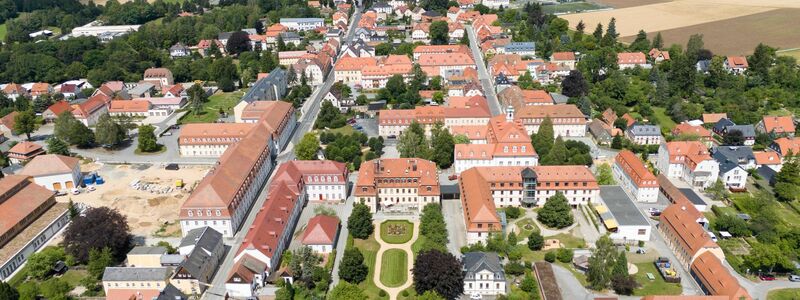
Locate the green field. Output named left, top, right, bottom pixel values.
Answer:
left=633, top=262, right=682, bottom=296
left=353, top=234, right=389, bottom=299
left=0, top=23, right=6, bottom=41
left=652, top=107, right=677, bottom=133
left=380, top=249, right=408, bottom=287
left=777, top=49, right=800, bottom=61
left=178, top=91, right=243, bottom=124
left=542, top=2, right=606, bottom=14
left=768, top=288, right=800, bottom=300
left=548, top=233, right=587, bottom=249
left=380, top=220, right=414, bottom=244
left=515, top=218, right=541, bottom=238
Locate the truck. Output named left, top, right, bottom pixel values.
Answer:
left=654, top=257, right=681, bottom=283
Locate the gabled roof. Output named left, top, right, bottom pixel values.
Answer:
left=301, top=215, right=339, bottom=245
left=109, top=100, right=151, bottom=113
left=773, top=137, right=800, bottom=156
left=627, top=124, right=660, bottom=136
left=8, top=141, right=43, bottom=156
left=551, top=51, right=575, bottom=61
left=702, top=113, right=728, bottom=124
left=760, top=115, right=795, bottom=134
left=659, top=202, right=717, bottom=258
left=0, top=175, right=55, bottom=240
left=753, top=151, right=781, bottom=165
left=0, top=111, right=18, bottom=130
left=463, top=252, right=504, bottom=277
left=690, top=252, right=752, bottom=300
left=19, top=154, right=80, bottom=177
left=672, top=123, right=712, bottom=138
left=726, top=56, right=748, bottom=68
left=617, top=52, right=646, bottom=64
left=45, top=101, right=73, bottom=116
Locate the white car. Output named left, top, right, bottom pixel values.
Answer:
left=71, top=188, right=80, bottom=195
left=470, top=293, right=482, bottom=300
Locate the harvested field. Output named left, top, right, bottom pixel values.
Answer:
left=589, top=0, right=670, bottom=9
left=562, top=0, right=800, bottom=55
left=621, top=8, right=800, bottom=55
left=64, top=163, right=210, bottom=238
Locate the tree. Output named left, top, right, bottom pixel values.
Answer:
left=39, top=278, right=71, bottom=300
left=0, top=281, right=18, bottom=300
left=368, top=137, right=384, bottom=156
left=328, top=282, right=367, bottom=300
left=507, top=231, right=518, bottom=246
left=601, top=17, right=618, bottom=47
left=288, top=247, right=321, bottom=287
left=707, top=179, right=730, bottom=201
left=418, top=290, right=445, bottom=300
left=54, top=111, right=94, bottom=147
left=295, top=133, right=319, bottom=160
left=95, top=114, right=125, bottom=148
left=413, top=249, right=464, bottom=300
left=587, top=236, right=617, bottom=290
left=775, top=158, right=800, bottom=202
left=685, top=34, right=704, bottom=61
left=592, top=23, right=603, bottom=41
left=542, top=136, right=567, bottom=165
left=187, top=84, right=208, bottom=115
left=561, top=70, right=588, bottom=98
left=722, top=129, right=744, bottom=146
left=518, top=71, right=535, bottom=90
left=629, top=30, right=650, bottom=52
left=429, top=21, right=449, bottom=45
left=46, top=137, right=70, bottom=156
left=419, top=204, right=449, bottom=251
left=528, top=231, right=544, bottom=250
left=611, top=134, right=624, bottom=149
left=26, top=246, right=66, bottom=280
left=612, top=250, right=628, bottom=279
left=348, top=202, right=374, bottom=239
left=398, top=121, right=429, bottom=159
left=453, top=134, right=470, bottom=144
left=611, top=275, right=637, bottom=295
left=430, top=123, right=455, bottom=168
left=651, top=32, right=664, bottom=49
left=63, top=206, right=131, bottom=263
left=87, top=247, right=113, bottom=279
left=537, top=192, right=573, bottom=229
left=13, top=110, right=36, bottom=140
left=596, top=163, right=616, bottom=185
left=137, top=124, right=159, bottom=153
left=714, top=214, right=751, bottom=237
left=744, top=243, right=789, bottom=274
left=748, top=43, right=775, bottom=81
left=339, top=247, right=369, bottom=284
left=519, top=272, right=538, bottom=294
left=557, top=248, right=574, bottom=263
left=532, top=117, right=554, bottom=157
left=315, top=100, right=346, bottom=129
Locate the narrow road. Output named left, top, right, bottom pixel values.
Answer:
left=373, top=220, right=420, bottom=300
left=329, top=174, right=358, bottom=287
left=465, top=25, right=501, bottom=117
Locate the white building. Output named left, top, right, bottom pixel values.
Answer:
left=279, top=18, right=324, bottom=31
left=454, top=112, right=539, bottom=174
left=300, top=215, right=340, bottom=254
left=19, top=154, right=82, bottom=191
left=597, top=186, right=652, bottom=243
left=514, top=104, right=587, bottom=138
left=656, top=141, right=720, bottom=189
left=626, top=124, right=662, bottom=145
left=70, top=21, right=141, bottom=38
left=462, top=252, right=506, bottom=297
left=481, top=0, right=509, bottom=9
left=612, top=150, right=659, bottom=203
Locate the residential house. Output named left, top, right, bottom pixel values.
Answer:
left=724, top=56, right=748, bottom=74
left=71, top=95, right=109, bottom=126
left=29, top=82, right=53, bottom=99
left=722, top=124, right=756, bottom=146
left=170, top=43, right=191, bottom=58
left=57, top=84, right=82, bottom=99
left=301, top=215, right=340, bottom=254
left=334, top=56, right=378, bottom=84
left=702, top=113, right=728, bottom=124
left=126, top=246, right=167, bottom=267
left=617, top=52, right=650, bottom=69
left=19, top=154, right=82, bottom=191
left=2, top=83, right=28, bottom=101
left=656, top=141, right=719, bottom=189
left=417, top=52, right=476, bottom=79
left=482, top=0, right=509, bottom=8
left=690, top=252, right=752, bottom=300
left=102, top=267, right=172, bottom=295
left=673, top=123, right=714, bottom=147
left=770, top=137, right=800, bottom=157
left=502, top=42, right=535, bottom=57
left=378, top=95, right=491, bottom=137
left=497, top=86, right=553, bottom=111
left=179, top=123, right=255, bottom=157
left=648, top=48, right=670, bottom=62
left=225, top=254, right=267, bottom=298
left=462, top=252, right=506, bottom=296
left=196, top=39, right=226, bottom=57
left=43, top=101, right=73, bottom=123
left=0, top=111, right=17, bottom=135
left=170, top=227, right=224, bottom=296
left=236, top=68, right=288, bottom=115
left=280, top=18, right=324, bottom=31
left=754, top=151, right=783, bottom=172
left=626, top=124, right=662, bottom=145
left=550, top=52, right=577, bottom=69
left=7, top=142, right=45, bottom=164
left=756, top=115, right=795, bottom=136
left=143, top=68, right=175, bottom=87
left=323, top=89, right=352, bottom=112
left=355, top=158, right=441, bottom=213
left=657, top=178, right=720, bottom=268
left=292, top=54, right=331, bottom=86
left=588, top=119, right=614, bottom=146
left=613, top=150, right=658, bottom=202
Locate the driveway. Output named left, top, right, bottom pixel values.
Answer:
left=441, top=199, right=467, bottom=255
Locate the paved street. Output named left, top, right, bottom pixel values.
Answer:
left=465, top=25, right=501, bottom=117
left=442, top=199, right=467, bottom=255
left=329, top=174, right=358, bottom=287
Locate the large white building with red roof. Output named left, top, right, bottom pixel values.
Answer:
left=656, top=141, right=719, bottom=189
left=613, top=150, right=658, bottom=202
left=301, top=215, right=340, bottom=254
left=378, top=95, right=492, bottom=137
left=454, top=109, right=539, bottom=173
left=513, top=104, right=587, bottom=137
left=355, top=158, right=440, bottom=213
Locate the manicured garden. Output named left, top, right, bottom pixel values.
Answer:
left=380, top=220, right=414, bottom=244
left=379, top=249, right=408, bottom=287
left=351, top=234, right=388, bottom=299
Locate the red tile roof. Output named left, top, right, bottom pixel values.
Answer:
left=753, top=151, right=781, bottom=165
left=355, top=158, right=440, bottom=197
left=690, top=252, right=752, bottom=300
left=19, top=154, right=79, bottom=177
left=672, top=123, right=712, bottom=138
left=773, top=137, right=800, bottom=156
left=0, top=111, right=18, bottom=131
left=702, top=113, right=727, bottom=124
left=0, top=175, right=55, bottom=243
left=617, top=52, right=646, bottom=65
left=7, top=141, right=43, bottom=158
left=659, top=202, right=717, bottom=260
left=301, top=215, right=339, bottom=245
left=615, top=150, right=657, bottom=188
left=726, top=56, right=748, bottom=68
left=760, top=115, right=795, bottom=134
left=45, top=101, right=73, bottom=116
left=551, top=52, right=576, bottom=61
left=109, top=100, right=151, bottom=113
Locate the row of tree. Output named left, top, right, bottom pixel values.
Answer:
left=398, top=122, right=456, bottom=169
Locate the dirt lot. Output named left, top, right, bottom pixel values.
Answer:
left=588, top=0, right=671, bottom=9
left=562, top=0, right=800, bottom=55
left=62, top=163, right=210, bottom=238
left=620, top=8, right=800, bottom=55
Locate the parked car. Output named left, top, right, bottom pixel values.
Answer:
left=71, top=188, right=80, bottom=195
left=759, top=274, right=776, bottom=281
left=165, top=163, right=180, bottom=170
left=162, top=131, right=173, bottom=136
left=789, top=275, right=800, bottom=282
left=469, top=293, right=482, bottom=300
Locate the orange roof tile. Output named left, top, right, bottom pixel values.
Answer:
left=615, top=150, right=657, bottom=188
left=301, top=215, right=339, bottom=245
left=7, top=141, right=43, bottom=157
left=672, top=123, right=712, bottom=138
left=19, top=154, right=79, bottom=177
left=617, top=52, right=647, bottom=65
left=179, top=123, right=255, bottom=145
left=773, top=137, right=800, bottom=156
left=355, top=158, right=440, bottom=197
left=515, top=104, right=585, bottom=124
left=761, top=115, right=795, bottom=134
left=659, top=202, right=717, bottom=258
left=726, top=56, right=748, bottom=68
left=551, top=52, right=576, bottom=61
left=753, top=151, right=781, bottom=165
left=702, top=113, right=728, bottom=124
left=109, top=100, right=151, bottom=113
left=0, top=175, right=54, bottom=241
left=690, top=252, right=752, bottom=300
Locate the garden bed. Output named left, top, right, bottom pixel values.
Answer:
left=380, top=220, right=413, bottom=244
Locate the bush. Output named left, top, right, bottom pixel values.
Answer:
left=528, top=232, right=544, bottom=251
left=556, top=248, right=573, bottom=263
left=379, top=290, right=387, bottom=297
left=504, top=207, right=522, bottom=219
left=544, top=251, right=556, bottom=263
left=504, top=260, right=526, bottom=276
left=401, top=290, right=409, bottom=297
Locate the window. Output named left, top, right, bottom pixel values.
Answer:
left=188, top=210, right=193, bottom=217
left=215, top=210, right=221, bottom=216
left=638, top=229, right=647, bottom=235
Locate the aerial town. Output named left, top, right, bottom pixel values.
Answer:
left=0, top=0, right=800, bottom=300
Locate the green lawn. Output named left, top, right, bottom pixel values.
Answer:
left=0, top=23, right=7, bottom=41
left=652, top=107, right=677, bottom=134
left=380, top=249, right=408, bottom=287
left=519, top=246, right=546, bottom=262
left=326, top=125, right=355, bottom=136
left=178, top=91, right=243, bottom=124
left=380, top=220, right=414, bottom=244
left=548, top=233, right=587, bottom=249
left=515, top=218, right=540, bottom=238
left=633, top=262, right=682, bottom=296
left=768, top=288, right=800, bottom=300
left=61, top=269, right=89, bottom=287
left=411, top=234, right=428, bottom=258
left=353, top=234, right=388, bottom=300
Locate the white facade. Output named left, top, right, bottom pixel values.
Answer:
left=609, top=224, right=651, bottom=242
left=533, top=188, right=598, bottom=206
left=720, top=166, right=747, bottom=189
left=308, top=243, right=334, bottom=254
left=481, top=0, right=509, bottom=8
left=626, top=131, right=662, bottom=145
left=612, top=162, right=659, bottom=203
left=411, top=30, right=429, bottom=42
left=523, top=123, right=586, bottom=138
left=0, top=207, right=72, bottom=280
left=280, top=18, right=324, bottom=31
left=305, top=182, right=347, bottom=201
left=31, top=166, right=82, bottom=191
left=179, top=144, right=232, bottom=158
left=454, top=156, right=538, bottom=174
left=656, top=144, right=720, bottom=189
left=491, top=189, right=522, bottom=208
left=464, top=269, right=506, bottom=296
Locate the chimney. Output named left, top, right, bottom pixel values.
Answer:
left=412, top=160, right=417, bottom=172
left=506, top=105, right=514, bottom=122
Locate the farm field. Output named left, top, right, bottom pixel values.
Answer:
left=562, top=0, right=800, bottom=55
